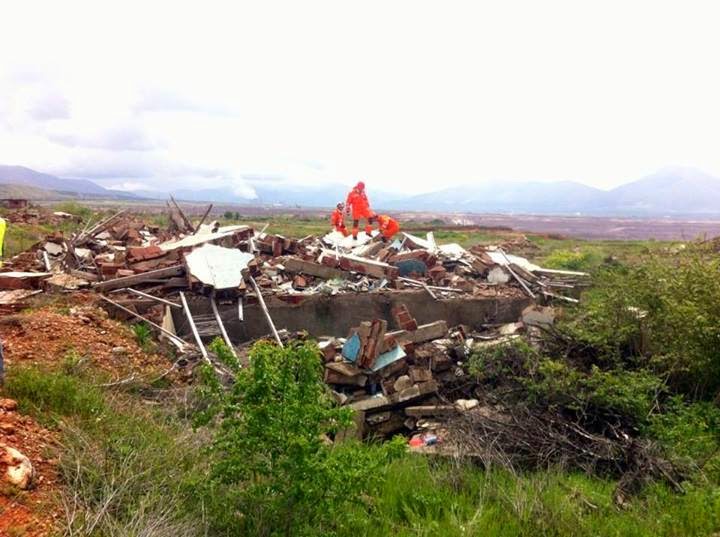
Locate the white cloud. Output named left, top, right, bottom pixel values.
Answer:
left=0, top=0, right=719, bottom=195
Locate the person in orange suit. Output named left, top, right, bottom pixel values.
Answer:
left=330, top=202, right=349, bottom=236
left=345, top=181, right=376, bottom=240
left=376, top=214, right=400, bottom=242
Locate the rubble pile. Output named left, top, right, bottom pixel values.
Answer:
left=317, top=303, right=550, bottom=446
left=1, top=202, right=587, bottom=307
left=0, top=201, right=590, bottom=376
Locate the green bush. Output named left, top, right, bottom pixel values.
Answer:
left=568, top=253, right=720, bottom=398
left=202, top=340, right=404, bottom=536
left=543, top=248, right=603, bottom=272
left=527, top=361, right=662, bottom=425
left=468, top=340, right=662, bottom=426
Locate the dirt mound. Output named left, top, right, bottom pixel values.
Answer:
left=1, top=294, right=172, bottom=380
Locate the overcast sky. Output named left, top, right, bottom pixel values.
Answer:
left=1, top=1, right=719, bottom=196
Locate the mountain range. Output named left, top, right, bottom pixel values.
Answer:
left=2, top=164, right=720, bottom=216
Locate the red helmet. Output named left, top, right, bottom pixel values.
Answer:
left=356, top=181, right=365, bottom=190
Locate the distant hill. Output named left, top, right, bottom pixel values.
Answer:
left=386, top=181, right=605, bottom=213
left=599, top=167, right=720, bottom=215
left=4, top=164, right=720, bottom=216
left=0, top=183, right=71, bottom=200
left=0, top=165, right=139, bottom=200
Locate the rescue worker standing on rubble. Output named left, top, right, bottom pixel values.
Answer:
left=330, top=202, right=349, bottom=236
left=376, top=214, right=400, bottom=242
left=345, top=181, right=377, bottom=240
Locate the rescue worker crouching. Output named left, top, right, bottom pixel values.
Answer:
left=330, top=202, right=349, bottom=237
left=376, top=214, right=400, bottom=243
left=345, top=181, right=377, bottom=240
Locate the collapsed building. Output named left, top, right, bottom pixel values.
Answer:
left=0, top=202, right=589, bottom=449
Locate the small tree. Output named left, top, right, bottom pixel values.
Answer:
left=203, top=340, right=403, bottom=536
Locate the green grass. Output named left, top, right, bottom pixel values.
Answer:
left=4, top=365, right=719, bottom=536
left=3, top=366, right=203, bottom=535
left=340, top=457, right=720, bottom=537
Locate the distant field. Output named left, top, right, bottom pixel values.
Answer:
left=27, top=198, right=720, bottom=241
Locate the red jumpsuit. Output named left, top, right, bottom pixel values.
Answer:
left=377, top=214, right=400, bottom=240
left=345, top=187, right=376, bottom=238
left=330, top=208, right=349, bottom=236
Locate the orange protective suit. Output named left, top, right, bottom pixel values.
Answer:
left=346, top=188, right=373, bottom=218
left=330, top=208, right=349, bottom=236
left=346, top=183, right=376, bottom=238
left=377, top=214, right=400, bottom=240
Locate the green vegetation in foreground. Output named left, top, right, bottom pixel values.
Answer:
left=4, top=298, right=720, bottom=537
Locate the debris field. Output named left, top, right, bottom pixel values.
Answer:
left=0, top=201, right=591, bottom=467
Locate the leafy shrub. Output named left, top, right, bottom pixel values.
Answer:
left=568, top=253, right=720, bottom=398
left=543, top=248, right=603, bottom=272
left=527, top=361, right=663, bottom=425
left=201, top=340, right=404, bottom=536
left=468, top=340, right=662, bottom=426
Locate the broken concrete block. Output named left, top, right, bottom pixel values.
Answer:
left=393, top=374, right=413, bottom=392
left=454, top=399, right=480, bottom=412
left=408, top=366, right=433, bottom=383
left=521, top=305, right=556, bottom=327
left=487, top=266, right=511, bottom=284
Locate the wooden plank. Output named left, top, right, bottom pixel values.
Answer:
left=283, top=258, right=347, bottom=280
left=386, top=320, right=448, bottom=344
left=122, top=288, right=181, bottom=308
left=170, top=195, right=195, bottom=233
left=98, top=295, right=187, bottom=349
left=211, top=296, right=238, bottom=358
left=91, top=265, right=185, bottom=292
left=192, top=203, right=214, bottom=235
left=498, top=248, right=535, bottom=299
left=179, top=292, right=209, bottom=362
left=249, top=276, right=284, bottom=347
left=404, top=405, right=456, bottom=417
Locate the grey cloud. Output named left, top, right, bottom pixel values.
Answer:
left=27, top=91, right=71, bottom=121
left=134, top=88, right=236, bottom=116
left=47, top=152, right=256, bottom=198
left=46, top=122, right=156, bottom=151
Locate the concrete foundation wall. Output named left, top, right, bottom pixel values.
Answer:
left=175, top=290, right=532, bottom=344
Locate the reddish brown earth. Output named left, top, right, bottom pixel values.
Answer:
left=0, top=294, right=176, bottom=536
left=0, top=399, right=60, bottom=537
left=1, top=293, right=172, bottom=379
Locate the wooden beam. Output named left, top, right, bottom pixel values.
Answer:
left=211, top=296, right=238, bottom=358
left=169, top=195, right=195, bottom=233
left=179, top=292, right=209, bottom=362
left=192, top=204, right=214, bottom=235
left=122, top=288, right=181, bottom=308
left=283, top=258, right=347, bottom=280
left=98, top=295, right=187, bottom=349
left=92, top=265, right=185, bottom=292
left=249, top=276, right=283, bottom=347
